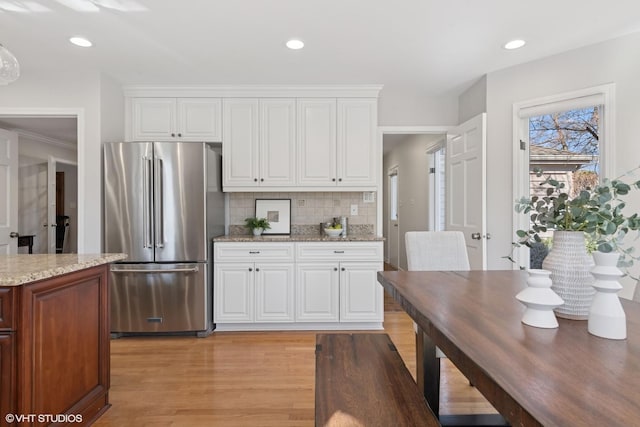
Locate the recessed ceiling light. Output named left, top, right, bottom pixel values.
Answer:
left=69, top=37, right=93, bottom=48
left=286, top=39, right=304, bottom=50
left=504, top=39, right=526, bottom=50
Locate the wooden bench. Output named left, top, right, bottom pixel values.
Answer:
left=315, top=333, right=440, bottom=427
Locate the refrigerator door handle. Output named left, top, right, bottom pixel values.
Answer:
left=155, top=157, right=165, bottom=248
left=111, top=266, right=200, bottom=274
left=143, top=156, right=154, bottom=248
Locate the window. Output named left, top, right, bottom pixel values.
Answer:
left=512, top=84, right=615, bottom=268
left=529, top=106, right=601, bottom=201
left=389, top=168, right=398, bottom=221
left=429, top=146, right=446, bottom=231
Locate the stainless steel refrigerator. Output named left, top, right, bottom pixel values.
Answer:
left=103, top=142, right=224, bottom=336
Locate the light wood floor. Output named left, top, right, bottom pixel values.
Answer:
left=93, top=311, right=496, bottom=427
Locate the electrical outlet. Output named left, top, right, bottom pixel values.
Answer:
left=350, top=204, right=358, bottom=216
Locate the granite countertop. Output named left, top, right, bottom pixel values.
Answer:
left=213, top=234, right=384, bottom=242
left=0, top=253, right=127, bottom=287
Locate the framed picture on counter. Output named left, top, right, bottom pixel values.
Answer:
left=255, top=199, right=291, bottom=235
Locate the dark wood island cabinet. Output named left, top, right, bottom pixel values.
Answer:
left=0, top=254, right=125, bottom=427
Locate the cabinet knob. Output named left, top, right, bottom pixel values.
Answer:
left=338, top=178, right=342, bottom=182
left=248, top=268, right=253, bottom=272
left=254, top=178, right=258, bottom=182
left=177, top=133, right=182, bottom=137
left=260, top=178, right=264, bottom=182
left=332, top=178, right=336, bottom=182
left=171, top=133, right=175, bottom=137
left=341, top=267, right=346, bottom=271
left=334, top=267, right=338, bottom=271
left=255, top=268, right=260, bottom=272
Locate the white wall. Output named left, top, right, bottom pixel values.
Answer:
left=459, top=76, right=487, bottom=123
left=483, top=32, right=640, bottom=297
left=383, top=134, right=444, bottom=269
left=17, top=135, right=76, bottom=164
left=0, top=70, right=115, bottom=253
left=379, top=88, right=458, bottom=126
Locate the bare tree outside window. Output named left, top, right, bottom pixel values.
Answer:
left=529, top=106, right=601, bottom=198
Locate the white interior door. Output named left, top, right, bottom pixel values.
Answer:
left=446, top=113, right=487, bottom=270
left=0, top=129, right=18, bottom=254
left=47, top=157, right=57, bottom=253
left=388, top=166, right=399, bottom=268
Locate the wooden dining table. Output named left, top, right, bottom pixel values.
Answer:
left=377, top=270, right=640, bottom=427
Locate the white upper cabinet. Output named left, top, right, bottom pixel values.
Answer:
left=337, top=99, right=377, bottom=186
left=223, top=99, right=259, bottom=187
left=298, top=98, right=377, bottom=188
left=260, top=99, right=296, bottom=186
left=128, top=97, right=222, bottom=142
left=297, top=99, right=337, bottom=186
left=223, top=98, right=296, bottom=189
left=125, top=86, right=380, bottom=191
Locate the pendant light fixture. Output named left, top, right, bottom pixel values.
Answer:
left=0, top=43, right=20, bottom=85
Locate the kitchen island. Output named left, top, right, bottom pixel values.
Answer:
left=0, top=253, right=126, bottom=426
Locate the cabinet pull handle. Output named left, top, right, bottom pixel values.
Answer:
left=334, top=250, right=344, bottom=254
left=249, top=268, right=253, bottom=272
left=249, top=251, right=260, bottom=254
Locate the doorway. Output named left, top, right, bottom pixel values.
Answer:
left=0, top=115, right=78, bottom=254
left=380, top=128, right=448, bottom=270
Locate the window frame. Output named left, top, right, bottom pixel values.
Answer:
left=511, top=84, right=615, bottom=268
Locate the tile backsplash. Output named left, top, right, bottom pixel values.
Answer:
left=228, top=192, right=376, bottom=235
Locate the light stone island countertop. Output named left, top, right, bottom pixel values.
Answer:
left=0, top=253, right=127, bottom=287
left=213, top=234, right=384, bottom=242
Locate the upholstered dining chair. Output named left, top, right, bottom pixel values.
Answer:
left=405, top=231, right=470, bottom=272
left=405, top=230, right=471, bottom=354
left=404, top=231, right=472, bottom=402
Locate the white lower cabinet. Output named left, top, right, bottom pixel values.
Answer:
left=215, top=263, right=254, bottom=323
left=296, top=261, right=383, bottom=323
left=214, top=241, right=383, bottom=330
left=296, top=263, right=340, bottom=322
left=255, top=263, right=295, bottom=322
left=339, top=262, right=383, bottom=322
left=214, top=262, right=295, bottom=323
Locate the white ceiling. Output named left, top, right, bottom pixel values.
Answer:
left=1, top=0, right=640, bottom=141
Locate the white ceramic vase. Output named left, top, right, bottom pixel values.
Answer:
left=516, top=269, right=564, bottom=328
left=542, top=231, right=595, bottom=320
left=252, top=227, right=264, bottom=236
left=588, top=251, right=626, bottom=340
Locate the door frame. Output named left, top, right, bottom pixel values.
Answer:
left=387, top=164, right=399, bottom=267
left=377, top=126, right=452, bottom=237
left=0, top=108, right=84, bottom=251
left=48, top=156, right=78, bottom=253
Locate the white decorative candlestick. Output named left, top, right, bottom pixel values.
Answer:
left=516, top=269, right=564, bottom=329
left=588, top=251, right=626, bottom=340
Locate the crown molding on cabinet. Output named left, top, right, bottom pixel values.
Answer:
left=123, top=85, right=383, bottom=98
